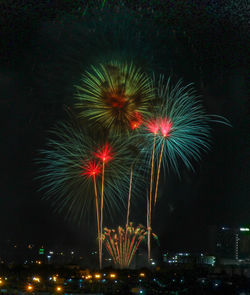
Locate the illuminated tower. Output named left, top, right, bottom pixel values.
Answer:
left=213, top=226, right=250, bottom=262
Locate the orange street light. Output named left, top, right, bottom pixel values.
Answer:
left=109, top=273, right=117, bottom=279
left=56, top=286, right=63, bottom=292
left=26, top=284, right=34, bottom=292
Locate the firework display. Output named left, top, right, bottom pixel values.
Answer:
left=37, top=2, right=231, bottom=270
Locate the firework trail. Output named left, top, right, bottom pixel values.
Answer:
left=94, top=143, right=113, bottom=269
left=126, top=167, right=133, bottom=228
left=145, top=119, right=159, bottom=262
left=81, top=159, right=101, bottom=267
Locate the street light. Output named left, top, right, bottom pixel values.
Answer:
left=56, top=286, right=63, bottom=292
left=109, top=273, right=117, bottom=279
left=26, top=284, right=34, bottom=292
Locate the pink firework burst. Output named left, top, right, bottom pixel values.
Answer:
left=146, top=119, right=160, bottom=134
left=160, top=118, right=172, bottom=137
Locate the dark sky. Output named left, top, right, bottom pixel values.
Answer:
left=0, top=1, right=249, bottom=255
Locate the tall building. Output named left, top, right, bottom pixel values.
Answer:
left=210, top=226, right=250, bottom=263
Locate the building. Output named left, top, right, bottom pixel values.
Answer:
left=163, top=252, right=216, bottom=267
left=210, top=226, right=250, bottom=263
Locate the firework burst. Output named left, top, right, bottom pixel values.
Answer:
left=103, top=223, right=157, bottom=269
left=74, top=61, right=153, bottom=134
left=148, top=77, right=230, bottom=177
left=36, top=120, right=138, bottom=226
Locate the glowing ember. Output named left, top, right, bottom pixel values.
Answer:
left=106, top=92, right=126, bottom=109
left=130, top=112, right=143, bottom=130
left=94, top=143, right=113, bottom=163
left=81, top=160, right=101, bottom=177
left=146, top=119, right=159, bottom=134
left=160, top=118, right=172, bottom=137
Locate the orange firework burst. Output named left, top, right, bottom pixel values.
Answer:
left=103, top=224, right=149, bottom=269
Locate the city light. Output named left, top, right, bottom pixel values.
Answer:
left=240, top=227, right=250, bottom=232
left=85, top=275, right=92, bottom=280
left=32, top=276, right=41, bottom=283
left=26, top=284, right=33, bottom=292
left=52, top=276, right=57, bottom=282
left=139, top=273, right=146, bottom=278
left=109, top=273, right=117, bottom=279
left=94, top=274, right=101, bottom=279
left=56, top=286, right=63, bottom=292
left=0, top=279, right=3, bottom=286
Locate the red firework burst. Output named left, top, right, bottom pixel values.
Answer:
left=130, top=112, right=143, bottom=130
left=81, top=160, right=101, bottom=178
left=94, top=143, right=113, bottom=163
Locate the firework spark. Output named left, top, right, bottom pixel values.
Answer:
left=81, top=159, right=101, bottom=178
left=94, top=143, right=113, bottom=163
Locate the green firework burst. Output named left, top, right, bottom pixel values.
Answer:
left=141, top=76, right=231, bottom=176
left=36, top=119, right=143, bottom=224
left=74, top=61, right=154, bottom=134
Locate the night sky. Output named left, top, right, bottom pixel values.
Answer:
left=0, top=1, right=249, bottom=255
